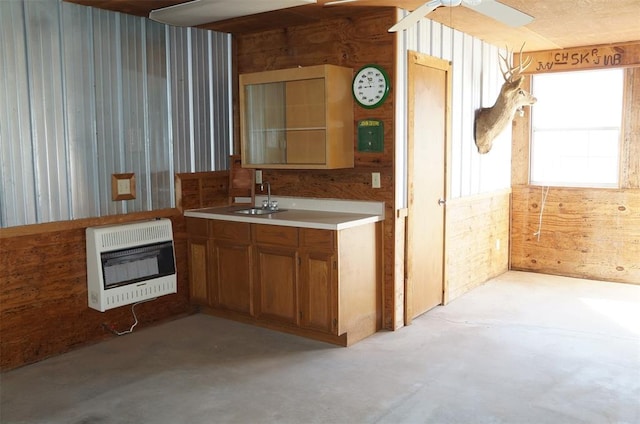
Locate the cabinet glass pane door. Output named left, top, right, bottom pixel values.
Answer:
left=243, top=78, right=326, bottom=166
left=244, top=82, right=286, bottom=164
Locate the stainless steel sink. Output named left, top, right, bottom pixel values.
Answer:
left=233, top=208, right=285, bottom=215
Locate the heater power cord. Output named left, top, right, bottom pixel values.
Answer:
left=103, top=297, right=157, bottom=336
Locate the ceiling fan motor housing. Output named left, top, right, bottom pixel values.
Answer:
left=442, top=0, right=464, bottom=6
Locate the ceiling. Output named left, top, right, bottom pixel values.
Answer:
left=65, top=0, right=640, bottom=52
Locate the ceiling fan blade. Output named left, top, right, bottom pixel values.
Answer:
left=149, top=0, right=316, bottom=27
left=149, top=0, right=203, bottom=25
left=388, top=0, right=442, bottom=32
left=324, top=0, right=359, bottom=5
left=463, top=0, right=533, bottom=27
left=324, top=0, right=397, bottom=6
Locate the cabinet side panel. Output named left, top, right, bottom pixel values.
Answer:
left=326, top=66, right=354, bottom=168
left=338, top=223, right=380, bottom=343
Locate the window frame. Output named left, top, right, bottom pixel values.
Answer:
left=528, top=68, right=625, bottom=189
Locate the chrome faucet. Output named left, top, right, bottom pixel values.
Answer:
left=260, top=181, right=278, bottom=210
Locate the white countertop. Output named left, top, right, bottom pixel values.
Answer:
left=184, top=196, right=385, bottom=230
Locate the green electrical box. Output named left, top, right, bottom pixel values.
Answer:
left=357, top=119, right=384, bottom=153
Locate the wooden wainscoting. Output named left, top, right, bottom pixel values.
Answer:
left=175, top=171, right=231, bottom=211
left=511, top=185, right=640, bottom=284
left=445, top=189, right=511, bottom=302
left=0, top=210, right=193, bottom=371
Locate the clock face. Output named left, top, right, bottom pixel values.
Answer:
left=352, top=65, right=390, bottom=109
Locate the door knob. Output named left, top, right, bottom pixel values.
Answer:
left=438, top=198, right=446, bottom=206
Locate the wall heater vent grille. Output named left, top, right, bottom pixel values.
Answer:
left=100, top=223, right=173, bottom=250
left=101, top=278, right=177, bottom=310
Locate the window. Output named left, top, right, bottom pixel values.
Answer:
left=530, top=69, right=624, bottom=187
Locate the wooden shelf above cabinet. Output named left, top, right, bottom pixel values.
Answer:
left=239, top=64, right=354, bottom=170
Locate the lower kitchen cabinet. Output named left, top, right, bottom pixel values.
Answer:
left=298, top=226, right=337, bottom=334
left=186, top=218, right=209, bottom=306
left=254, top=224, right=299, bottom=324
left=211, top=239, right=252, bottom=315
left=255, top=244, right=298, bottom=324
left=210, top=221, right=252, bottom=316
left=185, top=217, right=382, bottom=346
left=299, top=249, right=336, bottom=334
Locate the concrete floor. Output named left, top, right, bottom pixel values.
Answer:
left=1, top=271, right=639, bottom=424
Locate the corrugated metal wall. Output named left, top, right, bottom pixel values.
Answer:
left=0, top=0, right=231, bottom=227
left=396, top=16, right=512, bottom=206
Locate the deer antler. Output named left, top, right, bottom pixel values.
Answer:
left=499, top=44, right=531, bottom=83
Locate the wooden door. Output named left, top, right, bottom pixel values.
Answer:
left=405, top=52, right=451, bottom=323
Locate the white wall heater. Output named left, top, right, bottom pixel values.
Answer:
left=86, top=218, right=177, bottom=312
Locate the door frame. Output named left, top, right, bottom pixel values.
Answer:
left=404, top=51, right=452, bottom=325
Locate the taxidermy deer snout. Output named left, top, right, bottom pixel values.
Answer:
left=511, top=78, right=537, bottom=117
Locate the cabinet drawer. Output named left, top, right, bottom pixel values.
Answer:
left=300, top=228, right=335, bottom=251
left=254, top=225, right=298, bottom=247
left=186, top=217, right=209, bottom=237
left=211, top=220, right=251, bottom=241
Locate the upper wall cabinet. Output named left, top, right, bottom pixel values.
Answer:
left=240, top=65, right=354, bottom=169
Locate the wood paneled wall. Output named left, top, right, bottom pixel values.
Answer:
left=175, top=171, right=231, bottom=211
left=511, top=186, right=640, bottom=284
left=0, top=210, right=194, bottom=371
left=445, top=189, right=510, bottom=301
left=235, top=9, right=398, bottom=329
left=511, top=61, right=640, bottom=284
left=621, top=67, right=640, bottom=188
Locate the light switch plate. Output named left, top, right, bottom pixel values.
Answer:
left=255, top=170, right=263, bottom=185
left=372, top=172, right=381, bottom=189
left=117, top=179, right=131, bottom=195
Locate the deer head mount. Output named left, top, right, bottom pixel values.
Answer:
left=474, top=46, right=537, bottom=154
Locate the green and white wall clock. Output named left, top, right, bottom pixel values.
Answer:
left=352, top=64, right=390, bottom=109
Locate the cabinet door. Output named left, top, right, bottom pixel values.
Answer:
left=187, top=237, right=209, bottom=306
left=286, top=130, right=326, bottom=164
left=285, top=78, right=325, bottom=128
left=299, top=250, right=337, bottom=334
left=243, top=82, right=286, bottom=165
left=211, top=239, right=253, bottom=315
left=255, top=245, right=298, bottom=325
